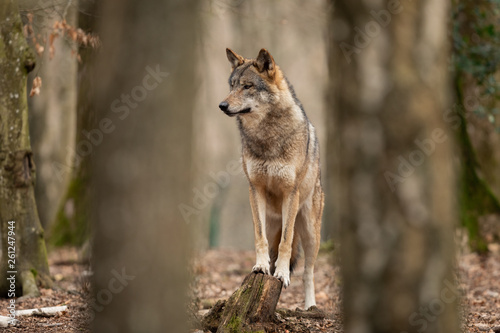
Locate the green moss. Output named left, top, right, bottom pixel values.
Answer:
left=221, top=275, right=270, bottom=333
left=30, top=268, right=38, bottom=278
left=456, top=76, right=500, bottom=253
left=49, top=175, right=90, bottom=247
left=459, top=152, right=499, bottom=253
left=319, top=239, right=335, bottom=254
left=227, top=314, right=242, bottom=333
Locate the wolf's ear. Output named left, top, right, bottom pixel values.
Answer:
left=226, top=48, right=244, bottom=69
left=254, top=48, right=275, bottom=77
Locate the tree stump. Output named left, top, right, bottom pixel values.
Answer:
left=203, top=272, right=283, bottom=333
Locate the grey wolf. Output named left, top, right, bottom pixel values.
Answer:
left=219, top=48, right=324, bottom=309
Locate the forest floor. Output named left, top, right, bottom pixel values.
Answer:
left=190, top=244, right=500, bottom=333
left=0, top=242, right=499, bottom=332
left=0, top=247, right=91, bottom=332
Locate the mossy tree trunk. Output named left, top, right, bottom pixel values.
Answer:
left=0, top=0, right=51, bottom=297
left=329, top=0, right=459, bottom=332
left=453, top=0, right=500, bottom=252
left=50, top=0, right=97, bottom=248
left=455, top=77, right=500, bottom=252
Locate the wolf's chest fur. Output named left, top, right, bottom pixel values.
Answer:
left=246, top=157, right=296, bottom=188
left=244, top=157, right=297, bottom=216
left=237, top=105, right=307, bottom=156
left=239, top=109, right=307, bottom=181
left=240, top=109, right=311, bottom=217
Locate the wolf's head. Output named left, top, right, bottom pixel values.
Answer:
left=219, top=48, right=289, bottom=117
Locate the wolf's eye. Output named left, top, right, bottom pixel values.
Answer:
left=243, top=84, right=253, bottom=89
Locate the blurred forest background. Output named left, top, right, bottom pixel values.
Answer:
left=5, top=0, right=499, bottom=253
left=16, top=0, right=331, bottom=251
left=1, top=0, right=500, bottom=332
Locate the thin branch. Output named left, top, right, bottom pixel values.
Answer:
left=62, top=0, right=73, bottom=20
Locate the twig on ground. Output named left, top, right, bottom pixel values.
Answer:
left=16, top=305, right=68, bottom=317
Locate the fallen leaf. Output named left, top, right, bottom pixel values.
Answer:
left=30, top=76, right=42, bottom=97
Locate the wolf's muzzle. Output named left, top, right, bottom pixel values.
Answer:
left=219, top=101, right=229, bottom=112
left=219, top=102, right=251, bottom=117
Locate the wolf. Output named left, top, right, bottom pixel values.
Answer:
left=219, top=48, right=324, bottom=309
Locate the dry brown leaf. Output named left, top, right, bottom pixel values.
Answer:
left=35, top=43, right=44, bottom=56
left=68, top=29, right=77, bottom=42
left=89, top=35, right=101, bottom=48
left=49, top=32, right=58, bottom=45
left=30, top=76, right=42, bottom=97
left=79, top=33, right=88, bottom=46
left=49, top=32, right=58, bottom=59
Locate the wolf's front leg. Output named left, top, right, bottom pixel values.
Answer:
left=249, top=186, right=270, bottom=274
left=274, top=190, right=300, bottom=287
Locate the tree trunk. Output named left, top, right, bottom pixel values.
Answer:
left=455, top=77, right=500, bottom=252
left=91, top=0, right=199, bottom=331
left=452, top=0, right=500, bottom=252
left=329, top=0, right=459, bottom=332
left=49, top=0, right=97, bottom=248
left=209, top=272, right=282, bottom=333
left=24, top=0, right=78, bottom=231
left=0, top=0, right=51, bottom=297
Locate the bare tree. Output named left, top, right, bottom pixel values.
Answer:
left=329, top=0, right=459, bottom=332
left=46, top=0, right=98, bottom=248
left=0, top=0, right=51, bottom=297
left=22, top=0, right=78, bottom=231
left=91, top=0, right=199, bottom=331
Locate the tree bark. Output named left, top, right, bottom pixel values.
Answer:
left=455, top=77, right=500, bottom=252
left=91, top=0, right=199, bottom=331
left=49, top=0, right=97, bottom=247
left=453, top=0, right=500, bottom=252
left=0, top=0, right=51, bottom=297
left=329, top=0, right=459, bottom=332
left=212, top=272, right=282, bottom=333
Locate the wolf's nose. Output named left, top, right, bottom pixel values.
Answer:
left=219, top=101, right=229, bottom=112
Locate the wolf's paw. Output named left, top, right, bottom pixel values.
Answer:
left=274, top=269, right=290, bottom=288
left=252, top=263, right=270, bottom=275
